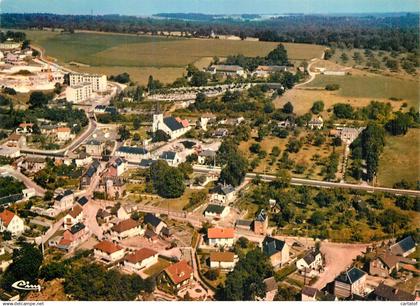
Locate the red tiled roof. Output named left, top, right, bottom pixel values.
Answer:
left=0, top=210, right=16, bottom=227
left=165, top=260, right=193, bottom=285
left=94, top=240, right=122, bottom=254
left=56, top=127, right=70, bottom=133
left=58, top=238, right=72, bottom=247
left=210, top=252, right=235, bottom=262
left=68, top=204, right=83, bottom=218
left=124, top=248, right=157, bottom=264
left=208, top=227, right=234, bottom=239
left=111, top=219, right=140, bottom=233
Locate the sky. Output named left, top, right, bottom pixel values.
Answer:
left=1, top=0, right=419, bottom=15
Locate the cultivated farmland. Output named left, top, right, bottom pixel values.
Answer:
left=25, top=30, right=325, bottom=84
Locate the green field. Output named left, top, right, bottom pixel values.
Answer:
left=304, top=74, right=419, bottom=107
left=25, top=30, right=325, bottom=84
left=377, top=129, right=420, bottom=188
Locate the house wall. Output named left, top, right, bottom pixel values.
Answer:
left=94, top=248, right=125, bottom=262
left=112, top=226, right=144, bottom=240
left=2, top=216, right=24, bottom=236
left=124, top=254, right=158, bottom=271
left=208, top=237, right=234, bottom=247
left=210, top=260, right=235, bottom=270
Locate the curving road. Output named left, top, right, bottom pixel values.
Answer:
left=0, top=165, right=46, bottom=196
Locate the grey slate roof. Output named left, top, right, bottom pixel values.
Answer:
left=144, top=213, right=162, bottom=228
left=139, top=159, right=154, bottom=168
left=262, top=236, right=286, bottom=257
left=204, top=204, right=226, bottom=215
left=86, top=139, right=101, bottom=146
left=118, top=146, right=148, bottom=155
left=255, top=209, right=267, bottom=222
left=77, top=196, right=89, bottom=206
left=390, top=236, right=416, bottom=255
left=163, top=117, right=183, bottom=131
left=303, top=249, right=321, bottom=265
left=373, top=283, right=415, bottom=301
left=55, top=189, right=73, bottom=201
left=236, top=219, right=253, bottom=228
left=159, top=151, right=176, bottom=160
left=69, top=222, right=85, bottom=234
left=212, top=184, right=235, bottom=195
left=336, top=267, right=366, bottom=284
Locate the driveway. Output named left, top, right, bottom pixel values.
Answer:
left=313, top=242, right=369, bottom=290
left=83, top=200, right=104, bottom=240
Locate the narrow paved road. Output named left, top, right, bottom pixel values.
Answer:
left=0, top=165, right=46, bottom=196
left=193, top=166, right=420, bottom=196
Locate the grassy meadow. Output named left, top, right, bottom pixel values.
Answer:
left=304, top=74, right=419, bottom=108
left=377, top=129, right=420, bottom=188
left=25, top=30, right=324, bottom=84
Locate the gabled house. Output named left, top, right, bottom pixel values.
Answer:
left=253, top=65, right=288, bottom=78
left=76, top=196, right=89, bottom=206
left=0, top=210, right=24, bottom=236
left=123, top=248, right=158, bottom=272
left=390, top=236, right=416, bottom=257
left=373, top=283, right=415, bottom=301
left=107, top=157, right=127, bottom=177
left=162, top=260, right=194, bottom=292
left=144, top=213, right=167, bottom=235
left=263, top=276, right=278, bottom=301
left=308, top=116, right=324, bottom=130
left=56, top=127, right=72, bottom=141
left=116, top=146, right=149, bottom=162
left=296, top=248, right=323, bottom=271
left=19, top=156, right=46, bottom=173
left=63, top=204, right=84, bottom=230
left=209, top=252, right=237, bottom=271
left=262, top=236, right=289, bottom=268
left=58, top=223, right=89, bottom=252
left=85, top=139, right=104, bottom=156
left=80, top=159, right=101, bottom=189
left=110, top=219, right=144, bottom=240
left=94, top=240, right=125, bottom=263
left=301, top=286, right=320, bottom=301
left=54, top=190, right=74, bottom=211
left=253, top=209, right=268, bottom=235
left=96, top=209, right=112, bottom=224
left=204, top=204, right=230, bottom=219
left=207, top=228, right=235, bottom=247
left=334, top=267, right=367, bottom=298
left=98, top=177, right=126, bottom=200
left=197, top=150, right=216, bottom=165
left=369, top=252, right=400, bottom=277
left=208, top=65, right=246, bottom=78
left=210, top=184, right=236, bottom=205
left=158, top=151, right=181, bottom=167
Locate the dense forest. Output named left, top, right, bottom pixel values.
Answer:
left=1, top=13, right=418, bottom=51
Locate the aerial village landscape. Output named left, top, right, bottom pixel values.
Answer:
left=0, top=0, right=418, bottom=302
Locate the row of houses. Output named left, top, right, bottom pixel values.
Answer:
left=208, top=64, right=289, bottom=79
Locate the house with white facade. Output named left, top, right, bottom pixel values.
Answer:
left=209, top=251, right=237, bottom=271
left=116, top=146, right=149, bottom=163
left=54, top=190, right=75, bottom=212
left=63, top=204, right=84, bottom=230
left=208, top=65, right=246, bottom=78
left=110, top=219, right=144, bottom=240
left=296, top=248, right=323, bottom=271
left=158, top=151, right=181, bottom=167
left=210, top=184, right=237, bottom=205
left=207, top=228, right=235, bottom=247
left=123, top=248, right=158, bottom=272
left=94, top=240, right=125, bottom=263
left=0, top=210, right=24, bottom=236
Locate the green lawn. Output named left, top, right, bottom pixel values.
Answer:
left=377, top=129, right=420, bottom=188
left=305, top=74, right=419, bottom=108
left=143, top=258, right=171, bottom=277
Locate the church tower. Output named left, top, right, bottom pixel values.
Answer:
left=152, top=102, right=163, bottom=133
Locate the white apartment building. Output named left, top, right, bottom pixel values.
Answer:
left=69, top=73, right=107, bottom=92
left=66, top=82, right=93, bottom=103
